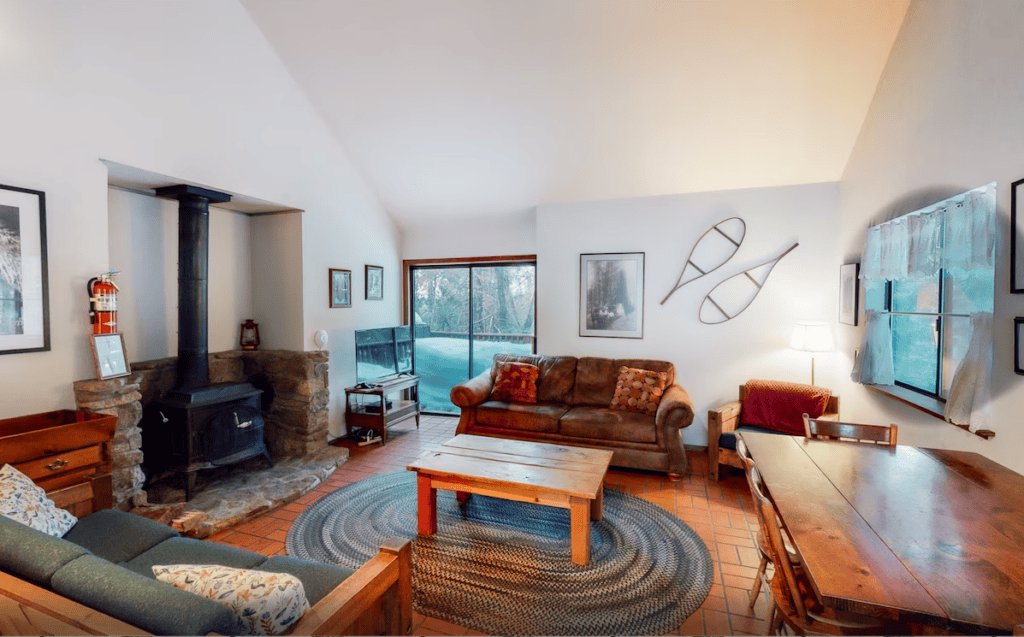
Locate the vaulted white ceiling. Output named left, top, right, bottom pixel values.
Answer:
left=241, top=0, right=909, bottom=224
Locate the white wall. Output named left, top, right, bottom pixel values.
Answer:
left=402, top=210, right=537, bottom=260
left=108, top=188, right=256, bottom=362
left=0, top=0, right=401, bottom=439
left=837, top=0, right=1024, bottom=472
left=536, top=182, right=841, bottom=447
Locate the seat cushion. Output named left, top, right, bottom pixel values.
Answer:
left=0, top=513, right=90, bottom=587
left=476, top=401, right=567, bottom=433
left=718, top=425, right=792, bottom=451
left=260, top=555, right=356, bottom=607
left=63, top=508, right=179, bottom=564
left=122, top=537, right=267, bottom=578
left=559, top=406, right=657, bottom=444
left=51, top=554, right=238, bottom=636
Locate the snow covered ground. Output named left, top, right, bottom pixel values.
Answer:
left=413, top=337, right=532, bottom=413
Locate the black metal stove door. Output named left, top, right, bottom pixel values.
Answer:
left=206, top=404, right=264, bottom=464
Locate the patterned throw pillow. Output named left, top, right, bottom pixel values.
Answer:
left=0, top=464, right=77, bottom=537
left=490, top=362, right=540, bottom=403
left=152, top=564, right=310, bottom=636
left=610, top=367, right=669, bottom=416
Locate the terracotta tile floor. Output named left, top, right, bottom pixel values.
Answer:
left=207, top=415, right=771, bottom=636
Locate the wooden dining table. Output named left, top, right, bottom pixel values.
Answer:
left=740, top=431, right=1024, bottom=635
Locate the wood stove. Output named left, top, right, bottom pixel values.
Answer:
left=141, top=185, right=270, bottom=500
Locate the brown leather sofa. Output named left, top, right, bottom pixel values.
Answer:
left=450, top=354, right=695, bottom=478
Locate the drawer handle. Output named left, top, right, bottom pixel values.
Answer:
left=45, top=459, right=69, bottom=471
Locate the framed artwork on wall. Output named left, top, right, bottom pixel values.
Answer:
left=365, top=265, right=383, bottom=300
left=329, top=268, right=351, bottom=308
left=1012, top=177, right=1024, bottom=293
left=839, top=263, right=860, bottom=326
left=90, top=333, right=130, bottom=380
left=0, top=183, right=49, bottom=355
left=1015, top=318, right=1024, bottom=375
left=579, top=252, right=644, bottom=339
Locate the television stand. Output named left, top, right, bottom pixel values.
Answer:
left=344, top=375, right=420, bottom=445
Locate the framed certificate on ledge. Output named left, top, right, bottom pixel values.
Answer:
left=90, top=333, right=130, bottom=380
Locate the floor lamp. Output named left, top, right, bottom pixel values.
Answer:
left=790, top=321, right=834, bottom=386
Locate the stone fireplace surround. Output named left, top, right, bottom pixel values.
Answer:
left=73, top=349, right=337, bottom=519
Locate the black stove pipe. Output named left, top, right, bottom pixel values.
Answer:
left=154, top=184, right=232, bottom=390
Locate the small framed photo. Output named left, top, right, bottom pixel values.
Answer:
left=1012, top=178, right=1024, bottom=293
left=839, top=263, right=860, bottom=326
left=1015, top=318, right=1024, bottom=375
left=329, top=268, right=351, bottom=308
left=0, top=183, right=50, bottom=355
left=90, top=333, right=130, bottom=380
left=580, top=252, right=644, bottom=339
left=365, top=265, right=383, bottom=300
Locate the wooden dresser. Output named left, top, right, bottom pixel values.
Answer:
left=0, top=410, right=117, bottom=517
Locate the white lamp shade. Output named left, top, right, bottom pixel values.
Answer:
left=790, top=321, right=835, bottom=352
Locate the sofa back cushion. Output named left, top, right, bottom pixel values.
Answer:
left=491, top=354, right=577, bottom=403
left=0, top=513, right=89, bottom=587
left=572, top=358, right=675, bottom=406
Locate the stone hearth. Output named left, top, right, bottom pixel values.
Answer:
left=73, top=349, right=344, bottom=525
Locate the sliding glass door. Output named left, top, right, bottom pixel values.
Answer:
left=411, top=261, right=536, bottom=413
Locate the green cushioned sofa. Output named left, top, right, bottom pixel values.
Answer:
left=0, top=510, right=411, bottom=635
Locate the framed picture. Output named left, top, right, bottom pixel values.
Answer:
left=1016, top=318, right=1024, bottom=375
left=0, top=184, right=49, bottom=355
left=1012, top=178, right=1024, bottom=293
left=839, top=263, right=860, bottom=326
left=365, top=265, right=383, bottom=300
left=90, top=333, right=130, bottom=380
left=579, top=252, right=644, bottom=338
left=329, top=268, right=351, bottom=308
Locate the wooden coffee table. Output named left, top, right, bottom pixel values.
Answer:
left=407, top=434, right=614, bottom=565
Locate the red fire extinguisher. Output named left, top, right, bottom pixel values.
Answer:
left=88, top=272, right=119, bottom=334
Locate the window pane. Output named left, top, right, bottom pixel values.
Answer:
left=864, top=282, right=886, bottom=312
left=943, top=269, right=994, bottom=315
left=891, top=276, right=939, bottom=313
left=892, top=314, right=938, bottom=395
left=412, top=267, right=469, bottom=414
left=471, top=265, right=536, bottom=377
left=941, top=316, right=971, bottom=397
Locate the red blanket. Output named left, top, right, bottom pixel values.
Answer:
left=742, top=379, right=831, bottom=435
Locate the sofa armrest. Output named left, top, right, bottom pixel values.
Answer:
left=655, top=384, right=695, bottom=478
left=708, top=399, right=742, bottom=482
left=450, top=370, right=494, bottom=408
left=290, top=537, right=412, bottom=636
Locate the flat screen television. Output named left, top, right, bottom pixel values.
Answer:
left=355, top=326, right=413, bottom=384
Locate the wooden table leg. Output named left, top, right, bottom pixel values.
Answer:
left=570, top=496, right=591, bottom=565
left=590, top=485, right=604, bottom=521
left=417, top=473, right=437, bottom=535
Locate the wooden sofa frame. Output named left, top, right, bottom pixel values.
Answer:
left=707, top=385, right=839, bottom=481
left=0, top=415, right=412, bottom=636
left=0, top=540, right=412, bottom=636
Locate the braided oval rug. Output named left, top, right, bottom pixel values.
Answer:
left=286, top=471, right=713, bottom=636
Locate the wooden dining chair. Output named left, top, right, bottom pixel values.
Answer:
left=746, top=463, right=902, bottom=635
left=802, top=413, right=898, bottom=446
left=735, top=437, right=799, bottom=610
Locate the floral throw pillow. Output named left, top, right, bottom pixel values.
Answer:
left=609, top=367, right=669, bottom=416
left=152, top=564, right=310, bottom=636
left=0, top=463, right=77, bottom=537
left=490, top=362, right=540, bottom=403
